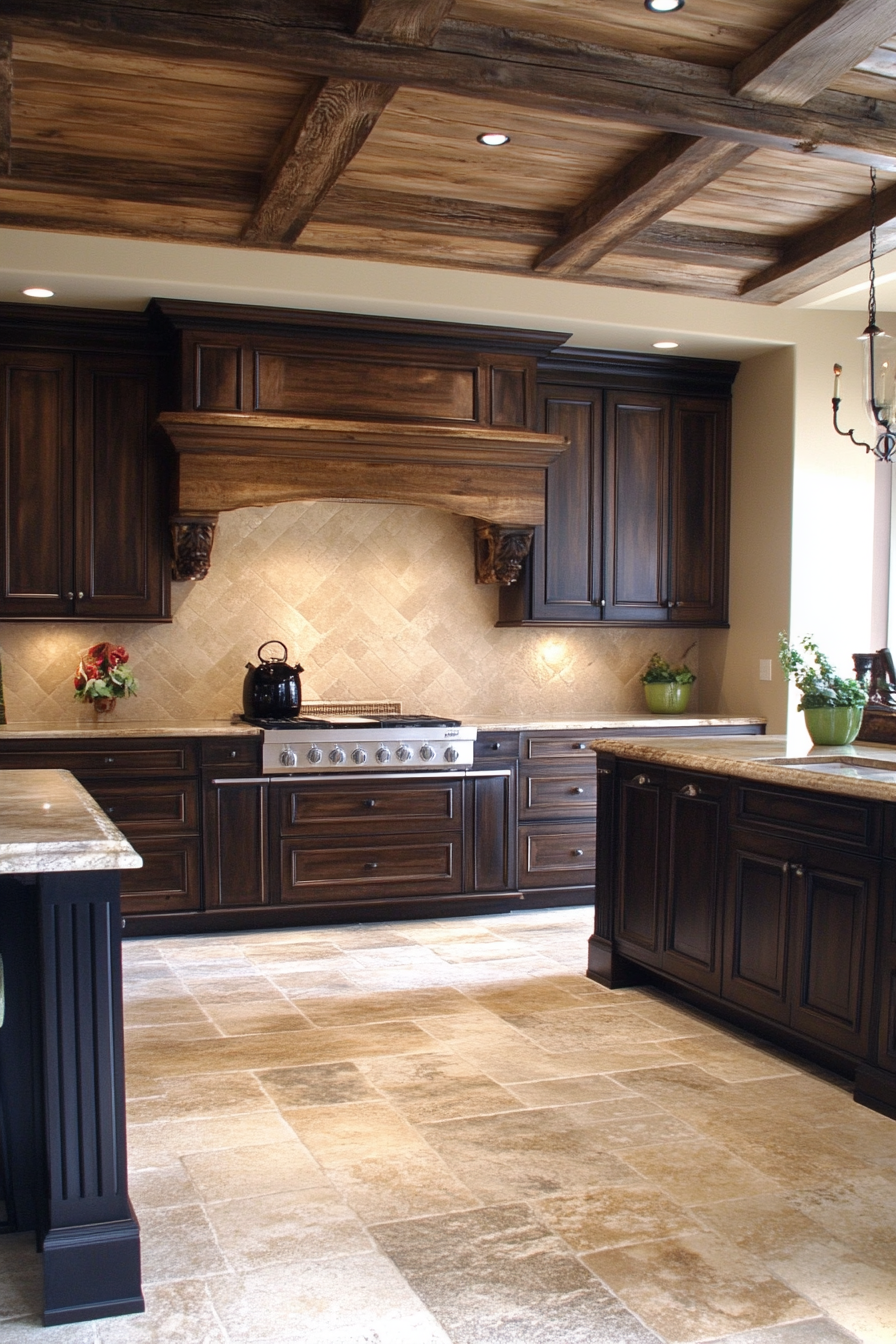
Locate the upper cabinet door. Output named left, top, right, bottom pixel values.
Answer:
left=74, top=354, right=168, bottom=621
left=0, top=352, right=74, bottom=618
left=604, top=391, right=670, bottom=623
left=528, top=384, right=603, bottom=622
left=670, top=397, right=729, bottom=625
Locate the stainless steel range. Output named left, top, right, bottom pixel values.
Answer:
left=241, top=713, right=477, bottom=774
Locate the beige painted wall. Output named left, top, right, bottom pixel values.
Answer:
left=701, top=346, right=795, bottom=733
left=0, top=501, right=698, bottom=726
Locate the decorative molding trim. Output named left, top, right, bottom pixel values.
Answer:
left=171, top=516, right=217, bottom=581
left=474, top=522, right=534, bottom=586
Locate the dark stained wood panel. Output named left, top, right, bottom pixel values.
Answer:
left=280, top=838, right=461, bottom=901
left=195, top=345, right=242, bottom=411
left=616, top=771, right=664, bottom=964
left=670, top=397, right=728, bottom=623
left=539, top=390, right=599, bottom=612
left=724, top=833, right=792, bottom=1022
left=604, top=392, right=669, bottom=622
left=254, top=350, right=478, bottom=421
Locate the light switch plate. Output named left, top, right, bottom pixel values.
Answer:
left=759, top=659, right=772, bottom=682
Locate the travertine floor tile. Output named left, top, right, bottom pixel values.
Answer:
left=503, top=1074, right=635, bottom=1108
left=128, top=1162, right=198, bottom=1211
left=620, top=1137, right=780, bottom=1204
left=257, top=1059, right=380, bottom=1108
left=128, top=1110, right=298, bottom=1166
left=506, top=1005, right=684, bottom=1051
left=326, top=1152, right=481, bottom=1222
left=0, top=1232, right=43, bottom=1321
left=357, top=1049, right=523, bottom=1123
left=181, top=1140, right=324, bottom=1202
left=127, top=1070, right=275, bottom=1123
left=535, top=1183, right=700, bottom=1251
left=583, top=1230, right=817, bottom=1343
left=199, top=999, right=313, bottom=1035
left=284, top=1100, right=434, bottom=1166
left=93, top=1279, right=228, bottom=1343
left=138, top=1205, right=230, bottom=1285
left=701, top=1322, right=861, bottom=1344
left=297, top=986, right=477, bottom=1028
left=204, top=1187, right=372, bottom=1269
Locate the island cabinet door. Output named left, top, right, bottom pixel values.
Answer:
left=723, top=828, right=793, bottom=1024
left=614, top=763, right=666, bottom=966
left=662, top=770, right=727, bottom=994
left=875, top=861, right=896, bottom=1074
left=788, top=843, right=878, bottom=1058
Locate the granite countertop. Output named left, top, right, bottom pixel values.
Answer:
left=467, top=715, right=765, bottom=732
left=589, top=734, right=896, bottom=803
left=0, top=719, right=261, bottom=741
left=0, top=770, right=143, bottom=875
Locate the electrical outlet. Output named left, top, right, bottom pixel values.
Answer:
left=759, top=659, right=772, bottom=682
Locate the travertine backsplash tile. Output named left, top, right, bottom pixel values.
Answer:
left=0, top=502, right=699, bottom=725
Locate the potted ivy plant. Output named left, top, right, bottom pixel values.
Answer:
left=778, top=633, right=867, bottom=745
left=640, top=648, right=696, bottom=714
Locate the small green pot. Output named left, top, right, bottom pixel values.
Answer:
left=802, top=705, right=863, bottom=746
left=643, top=682, right=692, bottom=714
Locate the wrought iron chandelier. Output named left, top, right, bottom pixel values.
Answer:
left=832, top=168, right=896, bottom=464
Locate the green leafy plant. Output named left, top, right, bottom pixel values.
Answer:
left=777, top=633, right=866, bottom=711
left=641, top=649, right=696, bottom=686
left=73, top=642, right=138, bottom=704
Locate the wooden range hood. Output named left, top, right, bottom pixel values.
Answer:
left=151, top=299, right=571, bottom=587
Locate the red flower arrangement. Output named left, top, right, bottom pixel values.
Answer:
left=74, top=642, right=138, bottom=709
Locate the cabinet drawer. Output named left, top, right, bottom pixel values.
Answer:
left=86, top=780, right=199, bottom=833
left=520, top=773, right=597, bottom=817
left=120, top=836, right=201, bottom=914
left=277, top=778, right=463, bottom=833
left=279, top=837, right=461, bottom=903
left=474, top=732, right=520, bottom=760
left=0, top=741, right=199, bottom=777
left=519, top=824, right=596, bottom=888
left=524, top=733, right=594, bottom=762
left=201, top=737, right=261, bottom=767
left=735, top=784, right=880, bottom=852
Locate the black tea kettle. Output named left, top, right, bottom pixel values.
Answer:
left=243, top=641, right=304, bottom=719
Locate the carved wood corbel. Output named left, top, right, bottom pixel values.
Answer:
left=474, top=521, right=534, bottom=586
left=170, top=515, right=218, bottom=581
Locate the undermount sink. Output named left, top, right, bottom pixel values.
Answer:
left=774, top=756, right=896, bottom=783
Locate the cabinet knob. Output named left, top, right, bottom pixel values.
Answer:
left=633, top=774, right=650, bottom=786
left=78, top=591, right=84, bottom=600
left=364, top=861, right=378, bottom=870
left=680, top=784, right=700, bottom=797
left=106, top=805, right=114, bottom=814
left=230, top=749, right=238, bottom=759
left=571, top=786, right=585, bottom=794
left=792, top=864, right=805, bottom=878
left=66, top=591, right=74, bottom=600
left=598, top=599, right=606, bottom=608
left=572, top=848, right=584, bottom=857
left=667, top=600, right=675, bottom=608
left=595, top=767, right=611, bottom=775
left=363, top=799, right=377, bottom=808
left=104, top=756, right=114, bottom=765
left=490, top=742, right=501, bottom=750
left=573, top=742, right=587, bottom=750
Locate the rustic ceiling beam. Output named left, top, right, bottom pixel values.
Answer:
left=732, top=0, right=896, bottom=106
left=7, top=5, right=896, bottom=169
left=741, top=179, right=896, bottom=301
left=623, top=223, right=782, bottom=270
left=535, top=134, right=755, bottom=275
left=355, top=0, right=455, bottom=46
left=241, top=77, right=397, bottom=246
left=0, top=35, right=11, bottom=176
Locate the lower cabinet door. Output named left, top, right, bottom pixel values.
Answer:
left=789, top=843, right=878, bottom=1057
left=203, top=778, right=269, bottom=907
left=662, top=772, right=726, bottom=993
left=465, top=771, right=515, bottom=894
left=723, top=829, right=792, bottom=1023
left=120, top=836, right=201, bottom=914
left=279, top=835, right=461, bottom=904
left=877, top=862, right=896, bottom=1074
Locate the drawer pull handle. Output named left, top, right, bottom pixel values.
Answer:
left=680, top=784, right=700, bottom=797
left=633, top=774, right=649, bottom=786
left=595, top=767, right=611, bottom=776
left=364, top=861, right=378, bottom=870
left=573, top=743, right=587, bottom=750
left=491, top=742, right=501, bottom=750
left=572, top=848, right=584, bottom=856
left=363, top=799, right=377, bottom=808
left=106, top=806, right=114, bottom=814
left=791, top=864, right=805, bottom=878
left=571, top=786, right=585, bottom=794
left=104, top=756, right=115, bottom=765
left=230, top=750, right=238, bottom=759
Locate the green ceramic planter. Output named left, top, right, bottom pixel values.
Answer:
left=802, top=705, right=863, bottom=746
left=643, top=682, right=692, bottom=714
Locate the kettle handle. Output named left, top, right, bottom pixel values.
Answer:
left=257, top=640, right=288, bottom=663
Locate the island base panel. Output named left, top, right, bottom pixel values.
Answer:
left=43, top=1216, right=143, bottom=1326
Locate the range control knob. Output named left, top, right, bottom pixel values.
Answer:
left=329, top=746, right=346, bottom=765
left=375, top=746, right=391, bottom=764
left=307, top=746, right=323, bottom=764
left=444, top=745, right=460, bottom=764
left=351, top=747, right=368, bottom=765
left=396, top=744, right=413, bottom=762
left=419, top=743, right=436, bottom=762
left=279, top=748, right=298, bottom=768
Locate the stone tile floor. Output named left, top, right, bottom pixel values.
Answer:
left=2, top=906, right=896, bottom=1343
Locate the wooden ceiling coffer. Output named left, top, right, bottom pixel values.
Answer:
left=151, top=300, right=571, bottom=584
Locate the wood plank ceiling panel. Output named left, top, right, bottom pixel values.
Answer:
left=339, top=88, right=659, bottom=212
left=449, top=0, right=813, bottom=64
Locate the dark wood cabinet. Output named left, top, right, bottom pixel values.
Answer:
left=663, top=768, right=727, bottom=993
left=0, top=347, right=168, bottom=622
left=518, top=730, right=599, bottom=907
left=202, top=775, right=268, bottom=909
left=498, top=352, right=735, bottom=628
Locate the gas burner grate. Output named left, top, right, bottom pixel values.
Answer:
left=303, top=700, right=401, bottom=717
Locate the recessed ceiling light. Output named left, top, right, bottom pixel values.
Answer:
left=645, top=0, right=684, bottom=11
left=22, top=287, right=54, bottom=298
left=653, top=340, right=680, bottom=349
left=477, top=132, right=510, bottom=146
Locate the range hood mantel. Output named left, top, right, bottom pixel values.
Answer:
left=160, top=411, right=569, bottom=585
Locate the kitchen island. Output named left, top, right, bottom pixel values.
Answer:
left=588, top=734, right=896, bottom=1119
left=0, top=770, right=144, bottom=1325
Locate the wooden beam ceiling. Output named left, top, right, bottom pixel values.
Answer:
left=0, top=35, right=10, bottom=177
left=535, top=135, right=756, bottom=275
left=355, top=0, right=455, bottom=46
left=732, top=0, right=896, bottom=106
left=7, top=4, right=896, bottom=169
